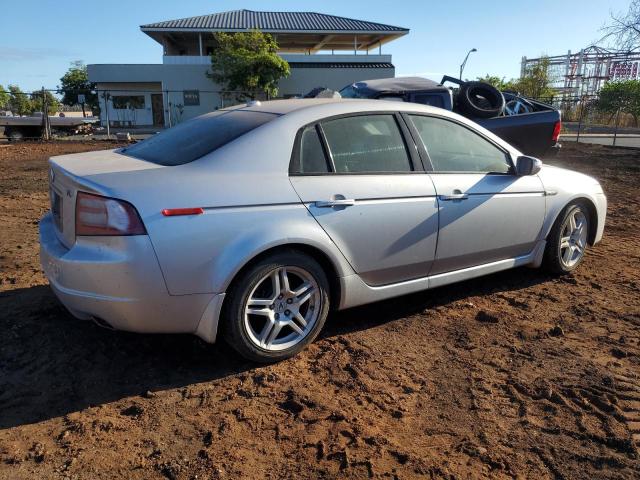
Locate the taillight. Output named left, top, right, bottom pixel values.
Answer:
left=75, top=192, right=146, bottom=236
left=551, top=120, right=561, bottom=142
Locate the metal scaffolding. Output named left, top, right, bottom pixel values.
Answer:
left=522, top=45, right=640, bottom=97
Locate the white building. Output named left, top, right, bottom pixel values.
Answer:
left=87, top=9, right=408, bottom=128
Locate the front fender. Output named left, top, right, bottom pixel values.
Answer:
left=538, top=166, right=607, bottom=245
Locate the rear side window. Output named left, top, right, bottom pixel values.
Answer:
left=122, top=110, right=277, bottom=166
left=321, top=115, right=412, bottom=173
left=299, top=126, right=329, bottom=173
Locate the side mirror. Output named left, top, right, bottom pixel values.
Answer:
left=515, top=155, right=542, bottom=176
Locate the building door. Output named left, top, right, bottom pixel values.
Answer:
left=151, top=94, right=164, bottom=127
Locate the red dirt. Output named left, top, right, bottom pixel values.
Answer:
left=0, top=141, right=639, bottom=479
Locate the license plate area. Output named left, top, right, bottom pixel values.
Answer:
left=51, top=189, right=63, bottom=232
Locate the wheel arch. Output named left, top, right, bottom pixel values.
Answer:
left=220, top=242, right=345, bottom=312
left=546, top=196, right=599, bottom=246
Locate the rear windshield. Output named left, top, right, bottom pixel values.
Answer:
left=121, top=110, right=277, bottom=166
left=339, top=85, right=372, bottom=99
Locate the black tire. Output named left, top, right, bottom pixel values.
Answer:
left=456, top=81, right=506, bottom=118
left=222, top=250, right=330, bottom=363
left=542, top=202, right=590, bottom=275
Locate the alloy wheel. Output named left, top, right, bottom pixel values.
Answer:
left=243, top=266, right=321, bottom=351
left=559, top=209, right=588, bottom=268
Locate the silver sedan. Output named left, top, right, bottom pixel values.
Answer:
left=40, top=99, right=607, bottom=362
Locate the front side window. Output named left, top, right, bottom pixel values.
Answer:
left=321, top=115, right=412, bottom=173
left=409, top=115, right=511, bottom=173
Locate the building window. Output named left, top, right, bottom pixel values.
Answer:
left=205, top=46, right=213, bottom=55
left=112, top=96, right=145, bottom=109
left=183, top=90, right=200, bottom=106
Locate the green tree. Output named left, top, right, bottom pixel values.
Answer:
left=476, top=75, right=511, bottom=91
left=597, top=80, right=640, bottom=126
left=479, top=58, right=555, bottom=100
left=0, top=85, right=10, bottom=111
left=510, top=58, right=555, bottom=100
left=208, top=30, right=290, bottom=101
left=7, top=85, right=33, bottom=116
left=59, top=61, right=99, bottom=116
left=31, top=90, right=60, bottom=115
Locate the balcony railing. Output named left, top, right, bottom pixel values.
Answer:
left=163, top=53, right=392, bottom=65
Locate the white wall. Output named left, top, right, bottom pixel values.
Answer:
left=95, top=82, right=161, bottom=127
left=89, top=59, right=395, bottom=127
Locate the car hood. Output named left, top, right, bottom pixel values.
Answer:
left=537, top=164, right=603, bottom=193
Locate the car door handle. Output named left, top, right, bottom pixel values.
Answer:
left=439, top=193, right=469, bottom=201
left=315, top=198, right=356, bottom=208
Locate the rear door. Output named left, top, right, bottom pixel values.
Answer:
left=405, top=114, right=545, bottom=275
left=289, top=113, right=439, bottom=286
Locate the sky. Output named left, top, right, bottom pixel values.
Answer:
left=0, top=0, right=631, bottom=93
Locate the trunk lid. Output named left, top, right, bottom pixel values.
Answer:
left=48, top=149, right=162, bottom=248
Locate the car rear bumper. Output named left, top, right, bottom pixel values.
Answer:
left=39, top=213, right=220, bottom=338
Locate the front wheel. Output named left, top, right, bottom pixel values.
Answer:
left=543, top=202, right=590, bottom=274
left=222, top=251, right=330, bottom=362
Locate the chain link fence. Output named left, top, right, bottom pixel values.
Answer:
left=535, top=94, right=640, bottom=148
left=0, top=87, right=259, bottom=141
left=3, top=87, right=640, bottom=148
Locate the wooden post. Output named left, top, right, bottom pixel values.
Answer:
left=41, top=87, right=51, bottom=140
left=103, top=91, right=111, bottom=139
left=166, top=90, right=172, bottom=128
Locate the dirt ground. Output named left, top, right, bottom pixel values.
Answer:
left=0, top=141, right=639, bottom=479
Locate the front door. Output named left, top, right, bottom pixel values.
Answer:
left=289, top=114, right=439, bottom=286
left=406, top=114, right=546, bottom=275
left=151, top=94, right=165, bottom=127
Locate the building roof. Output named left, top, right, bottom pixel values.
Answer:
left=141, top=9, right=408, bottom=33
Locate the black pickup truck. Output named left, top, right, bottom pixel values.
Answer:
left=338, top=76, right=561, bottom=157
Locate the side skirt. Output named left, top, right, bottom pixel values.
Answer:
left=338, top=240, right=546, bottom=310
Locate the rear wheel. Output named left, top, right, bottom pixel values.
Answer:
left=543, top=202, right=590, bottom=274
left=222, top=251, right=330, bottom=362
